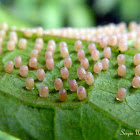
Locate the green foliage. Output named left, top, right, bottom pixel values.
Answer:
left=0, top=7, right=30, bottom=27
left=12, top=0, right=94, bottom=28
left=0, top=29, right=140, bottom=140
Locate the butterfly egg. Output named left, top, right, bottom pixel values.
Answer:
left=34, top=44, right=42, bottom=53
left=129, top=21, right=137, bottom=31
left=36, top=27, right=43, bottom=36
left=46, top=58, right=54, bottom=70
left=35, top=38, right=44, bottom=47
left=77, top=67, right=86, bottom=80
left=134, top=64, right=140, bottom=76
left=93, top=62, right=102, bottom=73
left=77, top=49, right=85, bottom=61
left=103, top=47, right=111, bottom=59
left=39, top=85, right=49, bottom=98
left=88, top=43, right=97, bottom=54
left=54, top=78, right=63, bottom=90
left=61, top=67, right=69, bottom=79
left=59, top=41, right=67, bottom=50
left=77, top=86, right=87, bottom=101
left=60, top=47, right=69, bottom=58
left=132, top=76, right=140, bottom=88
left=0, top=30, right=6, bottom=39
left=80, top=58, right=89, bottom=70
left=117, top=64, right=126, bottom=77
left=64, top=57, right=72, bottom=69
left=30, top=49, right=39, bottom=58
left=7, top=40, right=15, bottom=51
left=59, top=89, right=67, bottom=102
left=10, top=31, right=18, bottom=44
left=48, top=40, right=56, bottom=50
left=91, top=49, right=100, bottom=61
left=134, top=38, right=140, bottom=49
left=85, top=72, right=94, bottom=85
left=14, top=56, right=22, bottom=68
left=69, top=79, right=78, bottom=92
left=99, top=37, right=108, bottom=48
left=75, top=40, right=82, bottom=52
left=0, top=22, right=8, bottom=31
left=29, top=57, right=38, bottom=69
left=117, top=54, right=125, bottom=65
left=128, top=31, right=136, bottom=40
left=18, top=38, right=27, bottom=50
left=25, top=77, right=34, bottom=90
left=47, top=45, right=55, bottom=54
left=133, top=53, right=140, bottom=66
left=45, top=51, right=53, bottom=59
left=102, top=58, right=109, bottom=70
left=5, top=61, right=14, bottom=73
left=118, top=39, right=128, bottom=52
left=37, top=69, right=45, bottom=81
left=108, top=35, right=117, bottom=46
left=24, top=28, right=33, bottom=38
left=20, top=65, right=28, bottom=77
left=116, top=88, right=126, bottom=101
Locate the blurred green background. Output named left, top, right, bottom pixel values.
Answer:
left=0, top=0, right=140, bottom=29
left=0, top=0, right=140, bottom=139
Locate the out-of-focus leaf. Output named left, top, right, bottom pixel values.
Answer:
left=120, top=0, right=140, bottom=21
left=94, top=0, right=118, bottom=15
left=0, top=130, right=19, bottom=140
left=40, top=1, right=64, bottom=28
left=68, top=5, right=94, bottom=27
left=0, top=7, right=30, bottom=27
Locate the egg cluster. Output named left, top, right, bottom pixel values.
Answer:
left=1, top=21, right=140, bottom=102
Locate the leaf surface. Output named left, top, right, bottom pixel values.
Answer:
left=0, top=30, right=140, bottom=140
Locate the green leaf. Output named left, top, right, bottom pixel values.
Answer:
left=0, top=7, right=30, bottom=28
left=0, top=29, right=140, bottom=140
